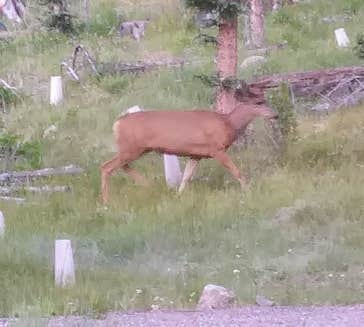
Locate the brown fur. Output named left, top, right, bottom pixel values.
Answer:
left=101, top=104, right=278, bottom=203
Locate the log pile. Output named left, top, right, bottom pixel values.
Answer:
left=61, top=45, right=185, bottom=82
left=0, top=165, right=84, bottom=202
left=236, top=66, right=364, bottom=110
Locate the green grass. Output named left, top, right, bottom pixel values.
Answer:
left=239, top=0, right=364, bottom=79
left=1, top=106, right=364, bottom=316
left=0, top=0, right=364, bottom=319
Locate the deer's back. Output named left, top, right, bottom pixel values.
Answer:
left=115, top=110, right=235, bottom=157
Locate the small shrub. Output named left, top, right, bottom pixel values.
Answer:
left=353, top=33, right=364, bottom=59
left=272, top=10, right=291, bottom=25
left=0, top=133, right=42, bottom=170
left=17, top=141, right=43, bottom=170
left=272, top=10, right=303, bottom=30
left=268, top=83, right=297, bottom=139
left=0, top=86, right=18, bottom=110
left=89, top=3, right=118, bottom=36
left=98, top=76, right=131, bottom=95
left=37, top=0, right=78, bottom=34
left=286, top=136, right=345, bottom=170
left=281, top=31, right=300, bottom=51
left=185, top=0, right=243, bottom=19
left=29, top=32, right=66, bottom=53
left=343, top=0, right=363, bottom=16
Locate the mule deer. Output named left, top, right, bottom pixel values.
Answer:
left=101, top=104, right=278, bottom=203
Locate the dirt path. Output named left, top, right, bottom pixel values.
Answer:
left=3, top=305, right=363, bottom=326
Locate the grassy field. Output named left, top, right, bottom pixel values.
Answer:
left=0, top=0, right=364, bottom=318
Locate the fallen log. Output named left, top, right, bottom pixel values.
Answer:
left=61, top=45, right=185, bottom=81
left=235, top=66, right=364, bottom=105
left=97, top=59, right=185, bottom=76
left=0, top=165, right=84, bottom=184
left=0, top=185, right=70, bottom=195
left=0, top=196, right=25, bottom=203
left=250, top=66, right=364, bottom=96
left=245, top=41, right=288, bottom=56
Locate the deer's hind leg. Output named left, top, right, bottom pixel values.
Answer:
left=100, top=150, right=145, bottom=203
left=101, top=155, right=124, bottom=204
left=122, top=164, right=148, bottom=185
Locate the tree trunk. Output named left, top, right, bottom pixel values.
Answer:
left=216, top=17, right=238, bottom=114
left=250, top=0, right=265, bottom=48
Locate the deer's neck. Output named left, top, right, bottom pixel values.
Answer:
left=226, top=108, right=256, bottom=132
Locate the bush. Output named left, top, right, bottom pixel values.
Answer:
left=88, top=2, right=118, bottom=36
left=343, top=0, right=363, bottom=16
left=353, top=33, right=364, bottom=59
left=0, top=133, right=42, bottom=170
left=0, top=86, right=18, bottom=110
left=37, top=0, right=78, bottom=34
left=268, top=83, right=297, bottom=139
left=97, top=76, right=131, bottom=95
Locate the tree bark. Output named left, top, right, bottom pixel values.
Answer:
left=250, top=0, right=265, bottom=48
left=216, top=17, right=238, bottom=114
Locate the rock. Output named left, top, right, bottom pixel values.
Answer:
left=312, top=102, right=331, bottom=112
left=194, top=10, right=218, bottom=28
left=274, top=206, right=298, bottom=223
left=43, top=124, right=58, bottom=138
left=312, top=122, right=328, bottom=133
left=0, top=22, right=7, bottom=32
left=240, top=56, right=266, bottom=70
left=119, top=20, right=149, bottom=41
left=256, top=295, right=275, bottom=307
left=197, top=284, right=236, bottom=310
left=274, top=199, right=317, bottom=223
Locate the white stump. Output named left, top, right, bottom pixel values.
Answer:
left=163, top=154, right=182, bottom=188
left=55, top=240, right=75, bottom=287
left=0, top=211, right=5, bottom=238
left=50, top=76, right=64, bottom=106
left=335, top=28, right=350, bottom=48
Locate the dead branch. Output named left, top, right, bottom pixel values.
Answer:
left=0, top=79, right=18, bottom=96
left=0, top=165, right=84, bottom=184
left=72, top=44, right=99, bottom=75
left=245, top=41, right=288, bottom=56
left=0, top=185, right=70, bottom=195
left=61, top=45, right=185, bottom=82
left=236, top=66, right=364, bottom=108
left=97, top=58, right=185, bottom=75
left=247, top=66, right=364, bottom=96
left=60, top=61, right=80, bottom=81
left=0, top=196, right=25, bottom=203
